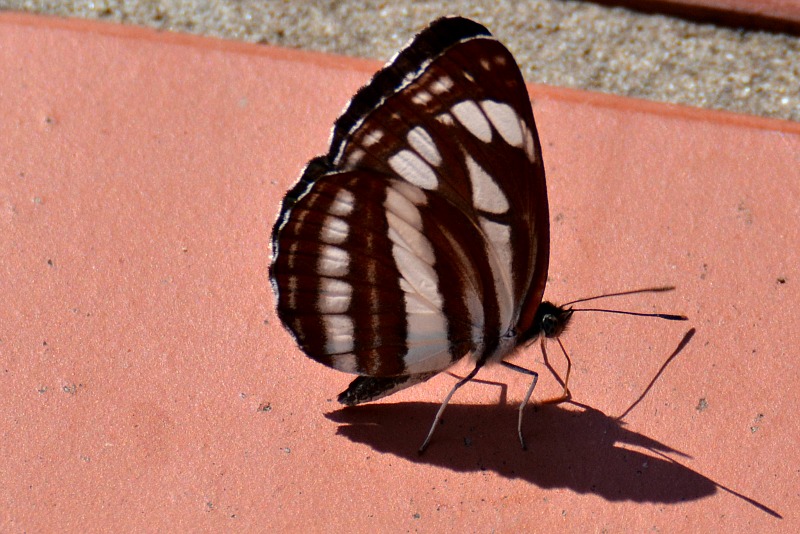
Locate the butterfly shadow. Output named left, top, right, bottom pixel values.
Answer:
left=328, top=400, right=710, bottom=503
left=326, top=328, right=781, bottom=517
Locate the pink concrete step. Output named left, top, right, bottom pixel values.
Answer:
left=606, top=0, right=800, bottom=31
left=1, top=12, right=797, bottom=531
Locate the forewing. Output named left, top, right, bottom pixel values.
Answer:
left=327, top=17, right=550, bottom=357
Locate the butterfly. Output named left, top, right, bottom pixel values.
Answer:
left=271, top=16, right=582, bottom=452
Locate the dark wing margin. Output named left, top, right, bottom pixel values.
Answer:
left=329, top=17, right=492, bottom=164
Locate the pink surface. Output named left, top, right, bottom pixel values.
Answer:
left=656, top=0, right=800, bottom=22
left=2, top=13, right=798, bottom=531
left=602, top=0, right=800, bottom=31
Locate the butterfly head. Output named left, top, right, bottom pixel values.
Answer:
left=522, top=301, right=574, bottom=343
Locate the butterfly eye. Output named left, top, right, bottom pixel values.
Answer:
left=541, top=314, right=560, bottom=338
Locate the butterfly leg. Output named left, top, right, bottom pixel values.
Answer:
left=500, top=361, right=539, bottom=450
left=418, top=363, right=484, bottom=454
left=539, top=337, right=572, bottom=405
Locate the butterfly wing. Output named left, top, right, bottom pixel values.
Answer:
left=270, top=17, right=549, bottom=401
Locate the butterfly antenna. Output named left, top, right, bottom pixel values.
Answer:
left=571, top=308, right=687, bottom=321
left=563, top=285, right=676, bottom=306
left=563, top=286, right=687, bottom=321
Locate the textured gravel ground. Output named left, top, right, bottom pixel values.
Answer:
left=3, top=0, right=799, bottom=122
